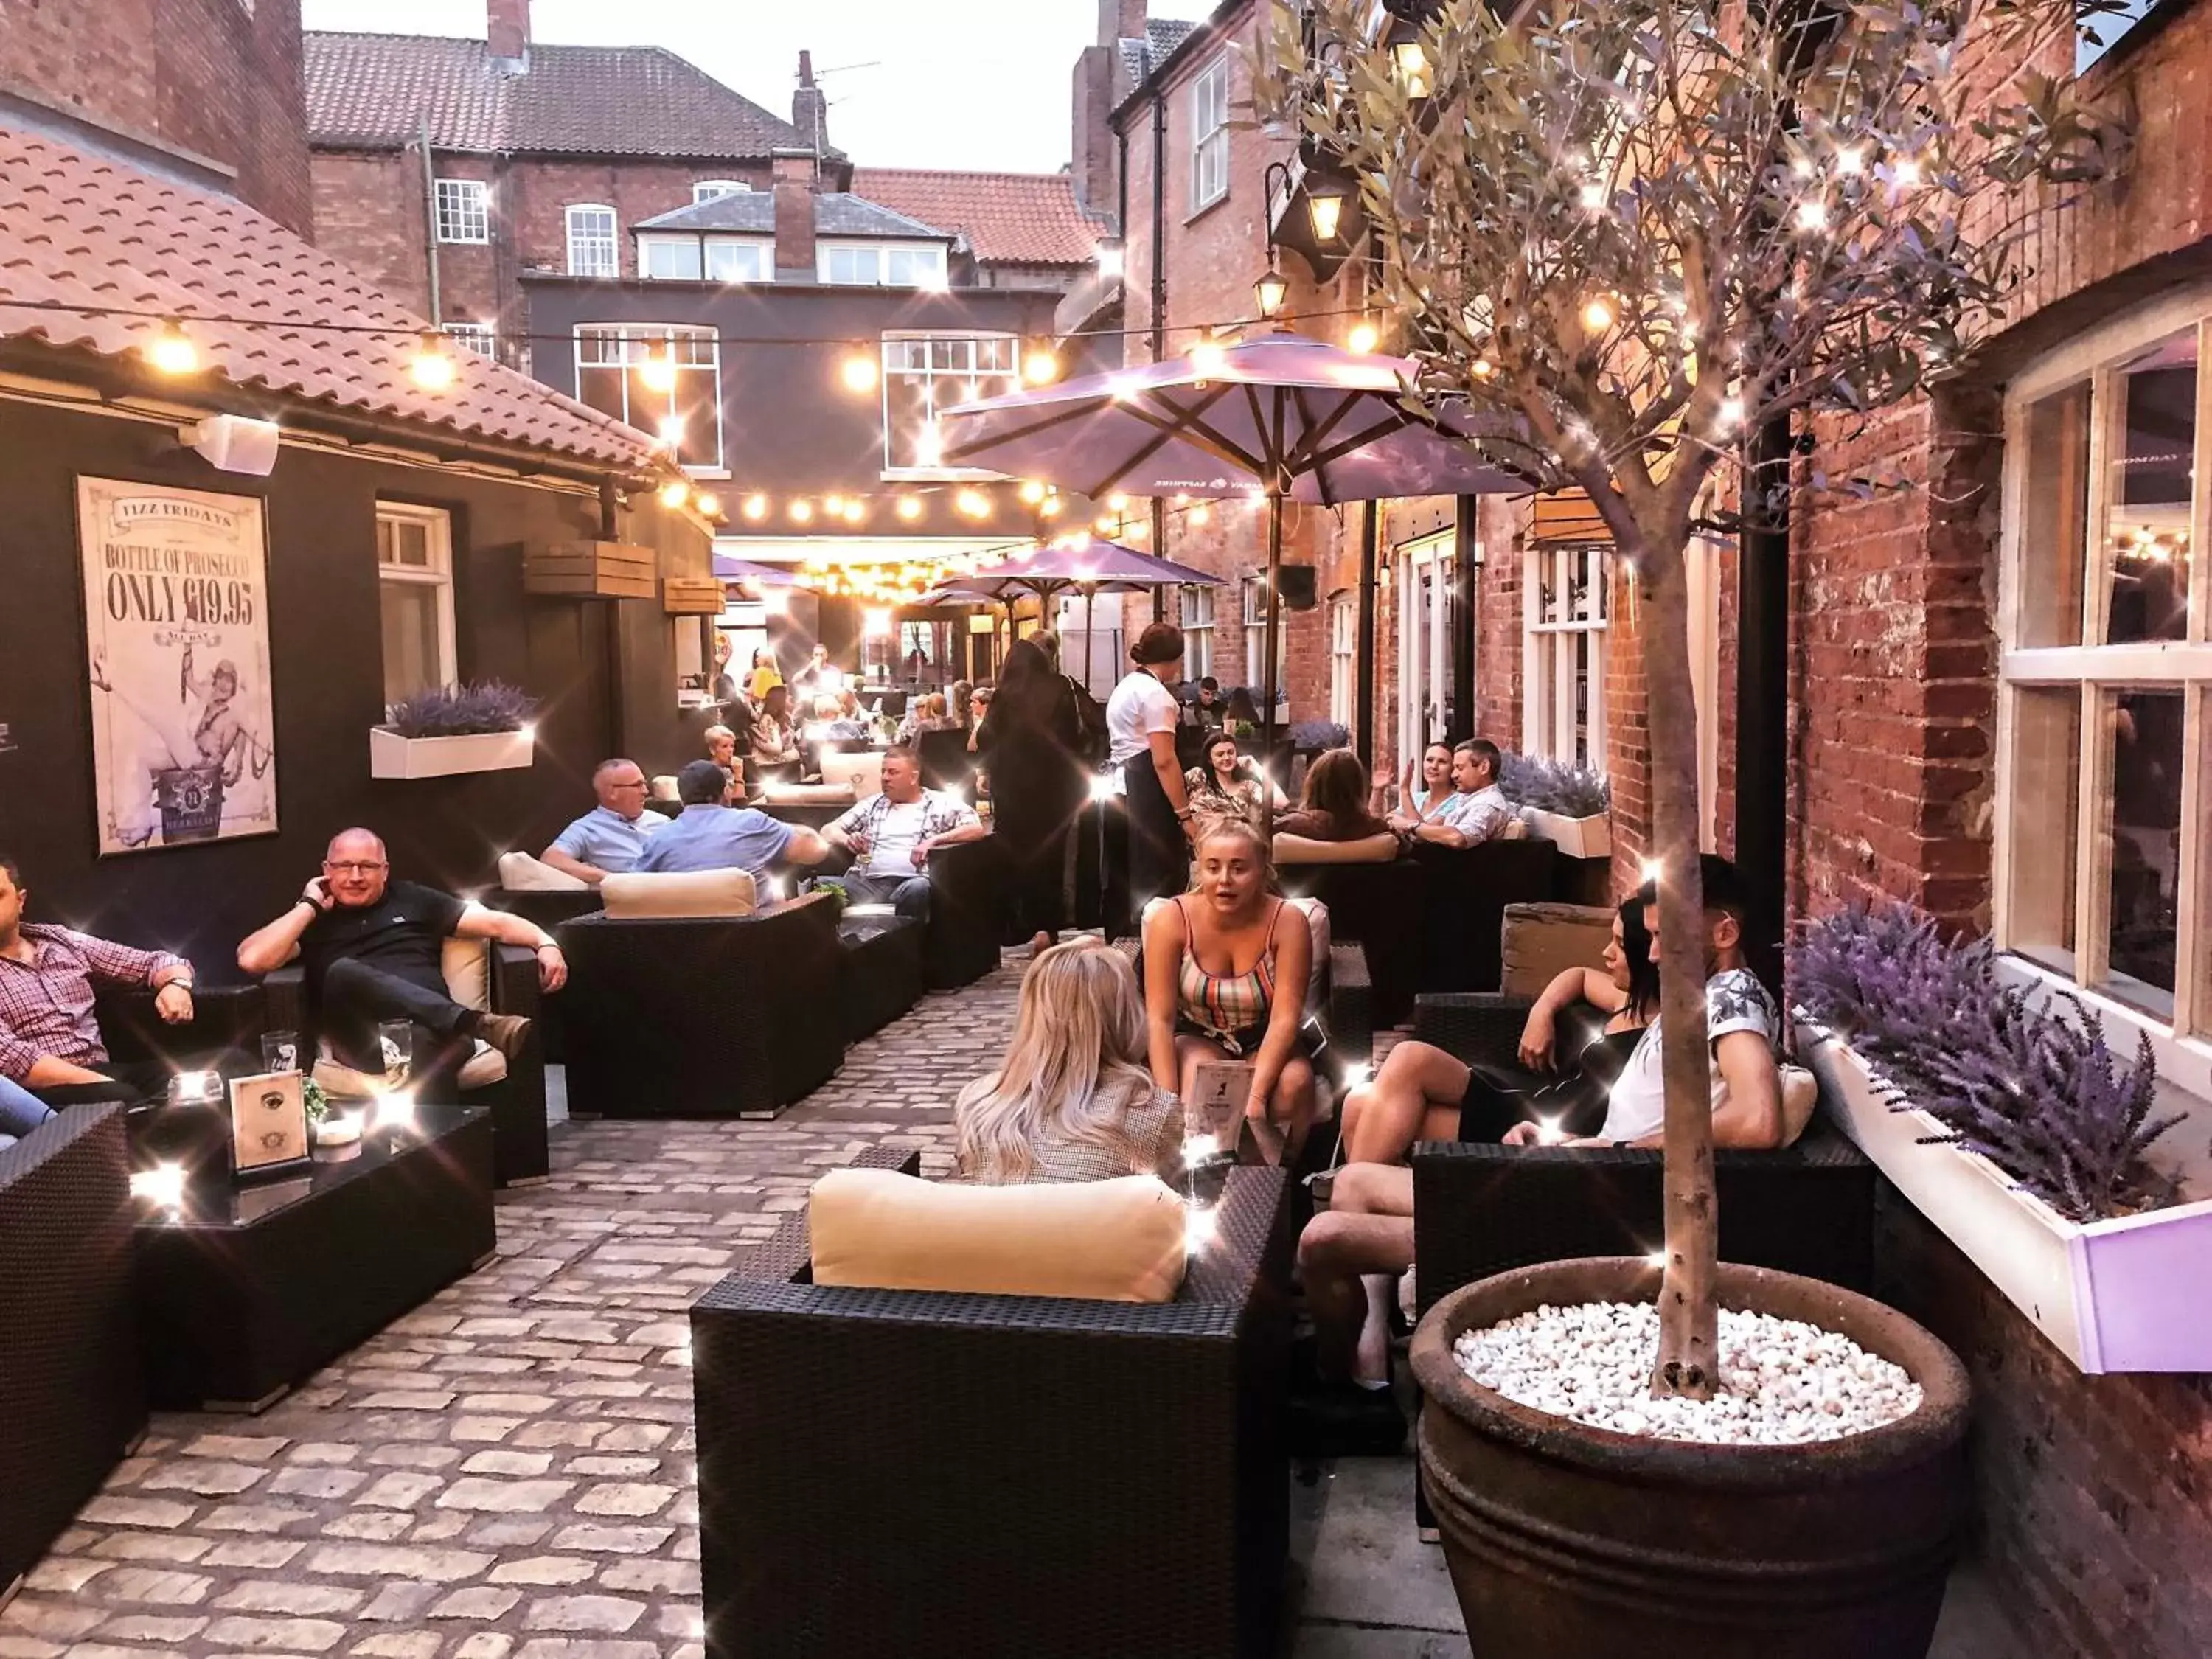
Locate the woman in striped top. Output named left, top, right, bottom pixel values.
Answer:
left=1141, top=816, right=1315, bottom=1166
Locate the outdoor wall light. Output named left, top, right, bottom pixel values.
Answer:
left=1307, top=186, right=1347, bottom=244
left=1253, top=266, right=1290, bottom=319
left=841, top=352, right=880, bottom=393
left=145, top=317, right=201, bottom=375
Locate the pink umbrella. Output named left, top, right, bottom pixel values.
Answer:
left=941, top=330, right=1529, bottom=749
left=936, top=537, right=1225, bottom=687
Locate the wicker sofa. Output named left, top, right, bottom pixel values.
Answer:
left=1411, top=837, right=1561, bottom=993
left=0, top=1105, right=145, bottom=1603
left=1277, top=858, right=1425, bottom=1030
left=921, top=835, right=1011, bottom=989
left=1405, top=992, right=1878, bottom=1304
left=557, top=892, right=845, bottom=1119
left=690, top=1148, right=1300, bottom=1658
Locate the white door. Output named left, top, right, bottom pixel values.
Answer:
left=1397, top=532, right=1455, bottom=768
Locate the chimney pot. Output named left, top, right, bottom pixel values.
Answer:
left=791, top=49, right=830, bottom=155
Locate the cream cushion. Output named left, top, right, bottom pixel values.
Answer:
left=1273, top=831, right=1399, bottom=865
left=313, top=935, right=504, bottom=1096
left=1499, top=901, right=1615, bottom=999
left=762, top=782, right=855, bottom=806
left=808, top=1167, right=1187, bottom=1303
left=602, top=869, right=757, bottom=919
left=1781, top=1065, right=1819, bottom=1147
left=822, top=750, right=884, bottom=798
left=498, top=850, right=591, bottom=892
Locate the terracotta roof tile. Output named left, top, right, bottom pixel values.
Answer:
left=0, top=127, right=664, bottom=475
left=304, top=32, right=835, bottom=160
left=847, top=170, right=1104, bottom=268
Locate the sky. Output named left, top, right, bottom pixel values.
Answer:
left=298, top=1, right=1220, bottom=173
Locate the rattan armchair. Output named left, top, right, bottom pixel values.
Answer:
left=922, top=835, right=1010, bottom=989
left=557, top=892, right=844, bottom=1119
left=690, top=1150, right=1300, bottom=1658
left=1411, top=838, right=1561, bottom=992
left=0, top=1105, right=144, bottom=1602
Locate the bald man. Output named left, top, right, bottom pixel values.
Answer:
left=237, top=829, right=566, bottom=1093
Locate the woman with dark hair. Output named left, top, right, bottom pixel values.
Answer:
left=1222, top=684, right=1262, bottom=733
left=1183, top=731, right=1285, bottom=830
left=1335, top=894, right=1662, bottom=1164
left=975, top=636, right=1088, bottom=955
left=751, top=684, right=801, bottom=771
left=1277, top=749, right=1393, bottom=842
left=1106, top=622, right=1196, bottom=908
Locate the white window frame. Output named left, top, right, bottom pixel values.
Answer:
left=637, top=234, right=703, bottom=281
left=434, top=178, right=489, bottom=244
left=1188, top=56, right=1231, bottom=215
left=818, top=240, right=949, bottom=289
left=693, top=179, right=751, bottom=202
left=1396, top=530, right=1453, bottom=768
left=565, top=204, right=619, bottom=278
left=878, top=330, right=1021, bottom=478
left=1521, top=541, right=1610, bottom=770
left=573, top=323, right=725, bottom=473
left=704, top=237, right=773, bottom=283
left=1242, top=574, right=1287, bottom=697
left=442, top=321, right=496, bottom=358
left=1329, top=591, right=1357, bottom=729
left=376, top=502, right=457, bottom=706
left=1183, top=585, right=1215, bottom=680
left=1996, top=284, right=2212, bottom=1049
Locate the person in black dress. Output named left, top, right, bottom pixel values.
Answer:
left=975, top=636, right=1091, bottom=956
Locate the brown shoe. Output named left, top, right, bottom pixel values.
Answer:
left=474, top=1012, right=534, bottom=1060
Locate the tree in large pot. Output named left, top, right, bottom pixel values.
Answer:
left=1265, top=0, right=2119, bottom=1649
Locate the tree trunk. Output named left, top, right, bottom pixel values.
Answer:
left=1634, top=526, right=1721, bottom=1399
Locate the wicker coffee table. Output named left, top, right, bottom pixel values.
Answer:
left=134, top=1104, right=495, bottom=1411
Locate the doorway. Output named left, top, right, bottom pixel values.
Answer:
left=1396, top=530, right=1456, bottom=768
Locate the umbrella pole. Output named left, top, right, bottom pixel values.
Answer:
left=1083, top=584, right=1096, bottom=694
left=1263, top=490, right=1283, bottom=810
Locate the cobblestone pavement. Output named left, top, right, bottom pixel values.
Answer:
left=0, top=959, right=1020, bottom=1659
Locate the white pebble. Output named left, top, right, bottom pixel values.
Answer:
left=1452, top=1301, right=1923, bottom=1447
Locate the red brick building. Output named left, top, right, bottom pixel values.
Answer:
left=851, top=169, right=1105, bottom=293
left=303, top=0, right=846, bottom=372
left=0, top=0, right=313, bottom=234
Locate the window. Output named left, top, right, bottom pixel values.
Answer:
left=705, top=239, right=772, bottom=283
left=1523, top=542, right=1609, bottom=769
left=2077, top=0, right=2161, bottom=74
left=434, top=178, right=489, bottom=244
left=638, top=234, right=772, bottom=282
left=566, top=205, right=619, bottom=277
left=880, top=333, right=1020, bottom=473
left=443, top=321, right=496, bottom=358
left=574, top=324, right=723, bottom=470
left=2000, top=300, right=2212, bottom=1037
left=638, top=235, right=703, bottom=282
left=376, top=504, right=456, bottom=707
left=1183, top=585, right=1215, bottom=679
left=1329, top=593, right=1357, bottom=728
left=1242, top=574, right=1287, bottom=695
left=1189, top=57, right=1231, bottom=214
left=693, top=179, right=751, bottom=202
left=820, top=242, right=948, bottom=288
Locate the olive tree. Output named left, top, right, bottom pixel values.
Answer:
left=1262, top=0, right=2118, bottom=1395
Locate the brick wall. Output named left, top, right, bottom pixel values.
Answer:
left=0, top=0, right=311, bottom=234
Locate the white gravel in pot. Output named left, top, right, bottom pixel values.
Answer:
left=1453, top=1301, right=1923, bottom=1445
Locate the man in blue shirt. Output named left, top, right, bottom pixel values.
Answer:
left=633, top=762, right=830, bottom=894
left=1388, top=739, right=1516, bottom=848
left=541, top=758, right=664, bottom=885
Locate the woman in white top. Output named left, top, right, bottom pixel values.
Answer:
left=1105, top=622, right=1197, bottom=906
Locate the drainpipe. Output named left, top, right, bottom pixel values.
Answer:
left=1357, top=502, right=1378, bottom=766
left=1736, top=415, right=1791, bottom=998
left=418, top=114, right=442, bottom=326
left=1450, top=494, right=1478, bottom=739
left=1150, top=93, right=1170, bottom=622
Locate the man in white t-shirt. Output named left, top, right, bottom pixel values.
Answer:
left=1289, top=855, right=1784, bottom=1455
left=821, top=745, right=987, bottom=920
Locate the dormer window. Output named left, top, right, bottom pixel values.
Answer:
left=693, top=180, right=751, bottom=203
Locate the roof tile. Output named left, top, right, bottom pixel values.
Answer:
left=847, top=170, right=1105, bottom=268
left=0, top=127, right=663, bottom=474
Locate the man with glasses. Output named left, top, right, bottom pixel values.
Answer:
left=541, top=757, right=662, bottom=886
left=236, top=828, right=566, bottom=1094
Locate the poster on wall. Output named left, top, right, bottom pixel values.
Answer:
left=77, top=478, right=279, bottom=855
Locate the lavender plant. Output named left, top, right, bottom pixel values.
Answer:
left=1795, top=905, right=2180, bottom=1221
left=1290, top=720, right=1352, bottom=752
left=384, top=681, right=538, bottom=740
left=1500, top=754, right=1611, bottom=819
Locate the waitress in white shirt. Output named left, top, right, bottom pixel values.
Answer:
left=1106, top=622, right=1197, bottom=906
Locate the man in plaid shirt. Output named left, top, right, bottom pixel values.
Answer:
left=0, top=852, right=198, bottom=1147
left=820, top=745, right=988, bottom=920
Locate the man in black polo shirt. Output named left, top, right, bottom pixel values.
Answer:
left=236, top=827, right=566, bottom=1093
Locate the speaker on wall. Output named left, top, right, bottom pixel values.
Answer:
left=1276, top=565, right=1318, bottom=610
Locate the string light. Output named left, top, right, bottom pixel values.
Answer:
left=658, top=480, right=690, bottom=509
left=145, top=318, right=199, bottom=375
left=1189, top=503, right=1211, bottom=526
left=1578, top=180, right=1607, bottom=210
left=743, top=493, right=769, bottom=521
left=658, top=414, right=685, bottom=445
left=1795, top=198, right=1829, bottom=232
left=824, top=493, right=846, bottom=515
left=1891, top=155, right=1922, bottom=188
left=1717, top=396, right=1745, bottom=431
left=1348, top=317, right=1380, bottom=355
left=841, top=352, right=880, bottom=393
left=956, top=488, right=992, bottom=520
left=1580, top=296, right=1615, bottom=333
left=1107, top=492, right=1130, bottom=512
left=639, top=347, right=678, bottom=394
left=1471, top=357, right=1495, bottom=379
left=1834, top=145, right=1865, bottom=175
left=843, top=499, right=867, bottom=524
left=1039, top=494, right=1064, bottom=518
left=1189, top=333, right=1227, bottom=380
left=790, top=499, right=815, bottom=523
left=897, top=495, right=923, bottom=521
left=694, top=490, right=723, bottom=518
left=408, top=330, right=459, bottom=392
left=1018, top=479, right=1046, bottom=504
left=1023, top=348, right=1060, bottom=385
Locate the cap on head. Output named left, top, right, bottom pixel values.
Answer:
left=677, top=760, right=731, bottom=804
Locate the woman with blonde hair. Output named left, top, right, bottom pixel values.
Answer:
left=954, top=939, right=1183, bottom=1185
left=1141, top=813, right=1315, bottom=1166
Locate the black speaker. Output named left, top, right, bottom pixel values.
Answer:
left=1276, top=565, right=1318, bottom=610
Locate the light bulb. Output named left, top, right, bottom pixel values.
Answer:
left=130, top=1162, right=187, bottom=1208
left=790, top=499, right=815, bottom=523
left=1023, top=349, right=1060, bottom=385
left=1095, top=243, right=1124, bottom=279
left=915, top=422, right=945, bottom=469
left=145, top=319, right=199, bottom=375
left=1253, top=267, right=1289, bottom=319
left=658, top=414, right=685, bottom=445
left=1470, top=358, right=1495, bottom=379
left=1645, top=1249, right=1669, bottom=1268
left=1579, top=180, right=1607, bottom=210
left=1640, top=856, right=1663, bottom=883
left=1188, top=503, right=1211, bottom=526
left=1185, top=1204, right=1219, bottom=1252
left=1717, top=396, right=1745, bottom=431
left=1835, top=145, right=1865, bottom=175
left=694, top=491, right=722, bottom=518
left=658, top=480, right=690, bottom=509
left=841, top=352, right=880, bottom=393
left=823, top=493, right=844, bottom=516
left=1891, top=156, right=1922, bottom=188
left=1392, top=41, right=1432, bottom=97
left=1348, top=319, right=1380, bottom=355
left=1307, top=191, right=1345, bottom=243
left=1189, top=335, right=1227, bottom=380
left=897, top=495, right=923, bottom=521
left=1107, top=492, right=1130, bottom=512
left=1795, top=198, right=1829, bottom=232
left=743, top=493, right=768, bottom=521
left=639, top=348, right=678, bottom=394
left=1039, top=494, right=1063, bottom=518
left=1581, top=296, right=1614, bottom=333
left=1018, top=479, right=1046, bottom=504
left=409, top=331, right=459, bottom=392
left=1534, top=1117, right=1568, bottom=1145
left=844, top=499, right=866, bottom=524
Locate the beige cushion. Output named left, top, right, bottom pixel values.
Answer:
left=602, top=869, right=757, bottom=919
left=1273, top=830, right=1398, bottom=865
left=1780, top=1065, right=1818, bottom=1147
left=808, top=1167, right=1187, bottom=1303
left=1499, top=902, right=1616, bottom=999
left=314, top=1043, right=505, bottom=1099
left=499, top=850, right=591, bottom=892
left=822, top=750, right=883, bottom=798
left=1499, top=815, right=1529, bottom=841
left=763, top=782, right=855, bottom=806
left=442, top=938, right=490, bottom=1013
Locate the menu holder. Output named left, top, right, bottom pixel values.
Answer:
left=1186, top=1060, right=1255, bottom=1158
left=228, top=1070, right=313, bottom=1183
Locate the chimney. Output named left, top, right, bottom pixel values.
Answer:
left=791, top=50, right=830, bottom=156
left=487, top=0, right=530, bottom=68
left=772, top=149, right=820, bottom=282
left=1099, top=0, right=1147, bottom=45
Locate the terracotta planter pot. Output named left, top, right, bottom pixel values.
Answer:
left=1411, top=1257, right=1970, bottom=1658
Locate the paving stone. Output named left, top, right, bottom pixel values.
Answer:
left=459, top=1450, right=555, bottom=1478
left=355, top=1472, right=445, bottom=1509
left=430, top=1586, right=524, bottom=1620
left=90, top=1531, right=214, bottom=1564
left=352, top=1392, right=456, bottom=1411
left=305, top=1543, right=495, bottom=1582
left=184, top=1436, right=291, bottom=1463
left=84, top=1613, right=213, bottom=1643
left=357, top=1583, right=441, bottom=1624
left=77, top=1497, right=195, bottom=1530
left=487, top=1557, right=597, bottom=1587
left=546, top=1523, right=672, bottom=1556
left=202, top=1613, right=347, bottom=1649
left=572, top=1482, right=674, bottom=1517
left=434, top=1478, right=574, bottom=1514
left=451, top=1638, right=516, bottom=1659
left=91, top=1565, right=212, bottom=1604
left=348, top=1635, right=444, bottom=1658
left=213, top=1580, right=367, bottom=1615
left=522, top=1593, right=647, bottom=1632
left=19, top=1558, right=105, bottom=1593
left=204, top=1540, right=307, bottom=1570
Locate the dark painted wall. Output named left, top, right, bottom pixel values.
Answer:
left=0, top=399, right=709, bottom=981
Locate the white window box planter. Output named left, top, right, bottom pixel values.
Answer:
left=1522, top=807, right=1610, bottom=860
left=1797, top=1017, right=2212, bottom=1374
left=369, top=726, right=535, bottom=780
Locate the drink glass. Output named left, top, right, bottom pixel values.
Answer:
left=377, top=1020, right=414, bottom=1091
left=260, top=1029, right=301, bottom=1075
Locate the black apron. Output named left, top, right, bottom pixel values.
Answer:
left=1122, top=749, right=1188, bottom=910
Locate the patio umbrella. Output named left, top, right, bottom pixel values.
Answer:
left=950, top=537, right=1225, bottom=687
left=941, top=329, right=1529, bottom=752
